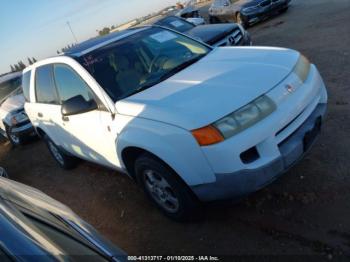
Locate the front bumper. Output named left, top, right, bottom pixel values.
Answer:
left=213, top=30, right=252, bottom=47
left=191, top=103, right=327, bottom=202
left=11, top=122, right=36, bottom=138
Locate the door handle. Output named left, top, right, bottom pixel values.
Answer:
left=62, top=116, right=69, bottom=122
left=38, top=112, right=43, bottom=118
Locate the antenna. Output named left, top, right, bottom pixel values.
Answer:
left=66, top=21, right=78, bottom=43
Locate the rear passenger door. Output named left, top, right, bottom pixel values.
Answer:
left=52, top=63, right=118, bottom=168
left=29, top=64, right=62, bottom=143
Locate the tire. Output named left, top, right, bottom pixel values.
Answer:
left=280, top=6, right=289, bottom=13
left=44, top=135, right=78, bottom=170
left=5, top=126, right=24, bottom=146
left=0, top=167, right=8, bottom=178
left=135, top=153, right=201, bottom=221
left=209, top=15, right=221, bottom=24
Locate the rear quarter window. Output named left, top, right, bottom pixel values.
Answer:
left=35, top=65, right=59, bottom=104
left=22, top=71, right=31, bottom=102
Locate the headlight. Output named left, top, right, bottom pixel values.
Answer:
left=192, top=95, right=276, bottom=146
left=293, top=55, right=310, bottom=83
left=11, top=111, right=28, bottom=125
left=213, top=95, right=276, bottom=139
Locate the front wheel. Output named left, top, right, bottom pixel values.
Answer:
left=44, top=135, right=78, bottom=170
left=135, top=153, right=201, bottom=221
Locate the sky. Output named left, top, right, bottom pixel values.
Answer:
left=0, top=0, right=181, bottom=74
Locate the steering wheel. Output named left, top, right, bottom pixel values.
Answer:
left=149, top=55, right=170, bottom=73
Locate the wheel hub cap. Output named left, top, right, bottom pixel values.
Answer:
left=144, top=170, right=180, bottom=213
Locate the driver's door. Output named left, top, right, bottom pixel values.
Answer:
left=52, top=63, right=118, bottom=168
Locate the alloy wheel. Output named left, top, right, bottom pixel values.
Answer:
left=143, top=169, right=180, bottom=213
left=48, top=141, right=64, bottom=166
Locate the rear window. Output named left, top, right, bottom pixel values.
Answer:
left=156, top=17, right=194, bottom=33
left=35, top=65, right=59, bottom=104
left=22, top=71, right=31, bottom=102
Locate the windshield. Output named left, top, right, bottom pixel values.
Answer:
left=0, top=76, right=21, bottom=103
left=156, top=17, right=194, bottom=33
left=77, top=27, right=210, bottom=102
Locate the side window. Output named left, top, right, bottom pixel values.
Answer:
left=53, top=64, right=94, bottom=103
left=22, top=71, right=31, bottom=102
left=35, top=65, right=59, bottom=104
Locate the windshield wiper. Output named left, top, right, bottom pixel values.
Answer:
left=124, top=54, right=205, bottom=99
left=159, top=54, right=205, bottom=82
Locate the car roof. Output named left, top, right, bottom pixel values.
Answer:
left=0, top=72, right=22, bottom=85
left=155, top=15, right=193, bottom=25
left=64, top=27, right=144, bottom=57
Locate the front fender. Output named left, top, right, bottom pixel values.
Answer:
left=116, top=118, right=216, bottom=186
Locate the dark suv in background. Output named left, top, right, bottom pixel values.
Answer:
left=154, top=16, right=251, bottom=47
left=209, top=0, right=291, bottom=28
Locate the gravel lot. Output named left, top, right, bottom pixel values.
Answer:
left=1, top=0, right=350, bottom=259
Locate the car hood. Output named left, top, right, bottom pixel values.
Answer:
left=116, top=47, right=300, bottom=130
left=186, top=23, right=239, bottom=45
left=0, top=93, right=25, bottom=112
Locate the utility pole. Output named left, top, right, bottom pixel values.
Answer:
left=66, top=21, right=78, bottom=43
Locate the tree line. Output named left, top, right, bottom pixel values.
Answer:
left=10, top=57, right=37, bottom=72
left=9, top=42, right=77, bottom=73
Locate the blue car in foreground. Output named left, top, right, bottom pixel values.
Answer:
left=0, top=175, right=127, bottom=261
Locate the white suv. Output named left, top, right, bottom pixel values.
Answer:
left=24, top=26, right=327, bottom=220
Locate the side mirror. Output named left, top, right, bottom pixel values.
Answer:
left=61, top=95, right=97, bottom=116
left=224, top=1, right=230, bottom=7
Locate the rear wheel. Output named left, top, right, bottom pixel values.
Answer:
left=135, top=153, right=201, bottom=221
left=209, top=15, right=221, bottom=24
left=236, top=12, right=248, bottom=28
left=44, top=135, right=78, bottom=170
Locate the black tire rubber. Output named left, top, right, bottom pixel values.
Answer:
left=209, top=15, right=221, bottom=24
left=236, top=12, right=249, bottom=29
left=44, top=135, right=78, bottom=170
left=135, top=153, right=202, bottom=221
left=280, top=6, right=289, bottom=13
left=5, top=126, right=24, bottom=146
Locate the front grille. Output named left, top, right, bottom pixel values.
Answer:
left=213, top=28, right=243, bottom=46
left=227, top=29, right=243, bottom=46
left=13, top=120, right=30, bottom=128
left=276, top=108, right=306, bottom=137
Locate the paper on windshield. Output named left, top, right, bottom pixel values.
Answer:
left=150, top=31, right=177, bottom=43
left=170, top=20, right=184, bottom=28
